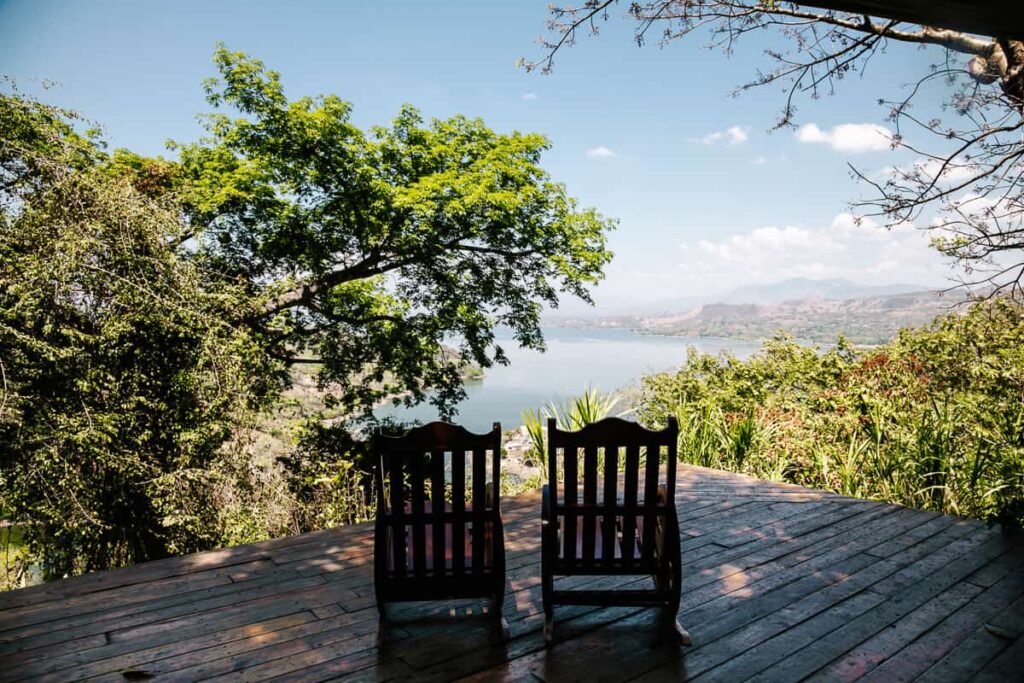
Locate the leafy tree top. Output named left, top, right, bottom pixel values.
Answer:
left=171, top=46, right=615, bottom=419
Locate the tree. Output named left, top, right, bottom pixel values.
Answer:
left=176, top=46, right=613, bottom=422
left=0, top=86, right=280, bottom=576
left=0, top=47, right=614, bottom=573
left=526, top=1, right=1024, bottom=297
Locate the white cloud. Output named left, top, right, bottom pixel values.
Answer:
left=796, top=123, right=894, bottom=153
left=586, top=146, right=617, bottom=159
left=694, top=125, right=750, bottom=146
left=750, top=156, right=767, bottom=165
left=521, top=92, right=538, bottom=101
left=674, top=212, right=953, bottom=291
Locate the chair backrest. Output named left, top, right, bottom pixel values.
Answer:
left=547, top=416, right=679, bottom=570
left=373, top=421, right=501, bottom=579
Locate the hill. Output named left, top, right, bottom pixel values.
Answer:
left=638, top=289, right=969, bottom=344
left=720, top=277, right=931, bottom=305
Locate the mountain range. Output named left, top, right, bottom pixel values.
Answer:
left=550, top=278, right=967, bottom=345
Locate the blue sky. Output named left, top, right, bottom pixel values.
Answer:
left=0, top=0, right=961, bottom=312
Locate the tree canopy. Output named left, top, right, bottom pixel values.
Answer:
left=0, top=48, right=614, bottom=575
left=527, top=1, right=1024, bottom=297
left=174, top=47, right=614, bottom=420
left=0, top=87, right=279, bottom=574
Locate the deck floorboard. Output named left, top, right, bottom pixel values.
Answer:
left=2, top=465, right=1022, bottom=681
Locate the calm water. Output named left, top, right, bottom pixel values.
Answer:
left=376, top=327, right=762, bottom=432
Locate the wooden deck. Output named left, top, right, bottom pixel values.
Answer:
left=2, top=465, right=1024, bottom=682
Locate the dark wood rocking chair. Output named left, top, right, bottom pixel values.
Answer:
left=372, top=421, right=508, bottom=638
left=541, top=416, right=691, bottom=646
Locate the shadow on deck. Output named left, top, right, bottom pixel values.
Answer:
left=2, top=465, right=1024, bottom=681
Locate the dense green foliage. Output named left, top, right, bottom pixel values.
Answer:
left=0, top=88, right=281, bottom=578
left=0, top=47, right=613, bottom=582
left=173, top=47, right=613, bottom=422
left=638, top=301, right=1024, bottom=528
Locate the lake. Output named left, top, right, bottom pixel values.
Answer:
left=376, top=327, right=763, bottom=432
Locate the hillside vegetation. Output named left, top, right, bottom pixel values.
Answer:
left=638, top=299, right=1024, bottom=528
left=639, top=290, right=970, bottom=345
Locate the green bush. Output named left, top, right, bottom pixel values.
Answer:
left=638, top=300, right=1024, bottom=529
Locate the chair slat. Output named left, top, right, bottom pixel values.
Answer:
left=602, top=444, right=619, bottom=569
left=409, top=452, right=427, bottom=577
left=451, top=447, right=466, bottom=578
left=641, top=440, right=660, bottom=565
left=431, top=449, right=446, bottom=576
left=472, top=447, right=486, bottom=573
left=665, top=435, right=678, bottom=504
left=581, top=444, right=598, bottom=564
left=491, top=427, right=501, bottom=516
left=562, top=440, right=578, bottom=566
left=388, top=453, right=406, bottom=579
left=621, top=442, right=640, bottom=569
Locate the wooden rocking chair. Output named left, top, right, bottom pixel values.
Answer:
left=541, top=416, right=690, bottom=645
left=372, top=421, right=508, bottom=637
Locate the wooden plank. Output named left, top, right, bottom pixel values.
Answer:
left=0, top=524, right=363, bottom=613
left=862, top=564, right=1024, bottom=682
left=6, top=578, right=356, bottom=679
left=389, top=449, right=406, bottom=580
left=805, top=581, right=982, bottom=681
left=973, top=633, right=1024, bottom=683
left=471, top=447, right=485, bottom=574
left=916, top=623, right=1013, bottom=682
left=431, top=448, right=446, bottom=576
left=744, top=533, right=1021, bottom=682
left=640, top=440, right=659, bottom=564
left=409, top=451, right=427, bottom=578
left=678, top=518, right=989, bottom=679
left=562, top=441, right=578, bottom=567
left=621, top=442, right=639, bottom=570
left=22, top=611, right=319, bottom=681
left=603, top=444, right=619, bottom=570
left=581, top=443, right=598, bottom=565
left=1, top=567, right=329, bottom=660
left=452, top=448, right=466, bottom=579
left=2, top=465, right=1023, bottom=683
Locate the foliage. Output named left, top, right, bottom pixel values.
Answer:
left=174, top=46, right=614, bottom=424
left=521, top=386, right=621, bottom=466
left=1, top=525, right=28, bottom=591
left=1, top=47, right=613, bottom=577
left=0, top=87, right=282, bottom=577
left=638, top=300, right=1024, bottom=529
left=279, top=419, right=377, bottom=532
left=170, top=47, right=613, bottom=533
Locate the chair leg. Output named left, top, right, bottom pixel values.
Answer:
left=493, top=595, right=511, bottom=642
left=672, top=617, right=692, bottom=647
left=376, top=601, right=388, bottom=645
left=543, top=613, right=554, bottom=645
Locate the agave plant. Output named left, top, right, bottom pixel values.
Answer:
left=521, top=407, right=548, bottom=467
left=521, top=387, right=621, bottom=468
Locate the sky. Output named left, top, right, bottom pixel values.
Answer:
left=0, top=0, right=965, bottom=313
